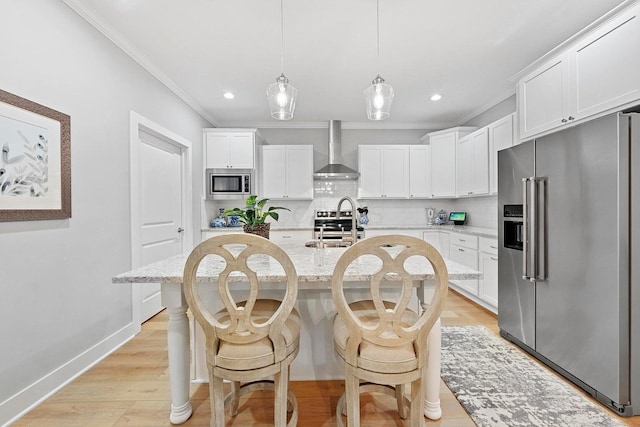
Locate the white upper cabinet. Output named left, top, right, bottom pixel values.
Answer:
left=517, top=3, right=640, bottom=140
left=425, top=127, right=476, bottom=198
left=261, top=145, right=313, bottom=200
left=204, top=129, right=261, bottom=169
left=488, top=114, right=515, bottom=194
left=457, top=128, right=490, bottom=196
left=571, top=6, right=640, bottom=119
left=409, top=145, right=432, bottom=198
left=518, top=54, right=571, bottom=139
left=358, top=145, right=409, bottom=199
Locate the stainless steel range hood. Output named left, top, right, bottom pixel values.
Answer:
left=313, top=120, right=360, bottom=180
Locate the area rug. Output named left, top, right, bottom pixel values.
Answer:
left=441, top=326, right=627, bottom=427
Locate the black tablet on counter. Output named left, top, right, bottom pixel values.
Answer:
left=449, top=211, right=467, bottom=225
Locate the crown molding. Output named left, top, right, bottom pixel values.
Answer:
left=219, top=121, right=448, bottom=130
left=61, top=0, right=219, bottom=127
left=452, top=88, right=516, bottom=127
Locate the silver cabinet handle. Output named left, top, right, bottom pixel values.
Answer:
left=458, top=248, right=465, bottom=252
left=491, top=257, right=498, bottom=261
left=490, top=245, right=497, bottom=249
left=568, top=116, right=575, bottom=121
left=177, top=227, right=184, bottom=233
left=561, top=118, right=568, bottom=123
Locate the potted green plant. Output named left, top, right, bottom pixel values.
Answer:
left=223, top=195, right=290, bottom=239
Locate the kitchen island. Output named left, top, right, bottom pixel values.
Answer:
left=113, top=241, right=481, bottom=424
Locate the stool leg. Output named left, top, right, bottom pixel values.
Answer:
left=410, top=375, right=425, bottom=427
left=274, top=362, right=288, bottom=426
left=345, top=365, right=360, bottom=427
left=230, top=381, right=240, bottom=416
left=209, top=366, right=225, bottom=427
left=396, top=384, right=407, bottom=419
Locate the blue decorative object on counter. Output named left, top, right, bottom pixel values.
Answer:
left=211, top=208, right=227, bottom=228
left=230, top=215, right=239, bottom=227
left=211, top=217, right=226, bottom=228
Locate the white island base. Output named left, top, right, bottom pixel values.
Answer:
left=177, top=283, right=444, bottom=422
left=113, top=244, right=481, bottom=424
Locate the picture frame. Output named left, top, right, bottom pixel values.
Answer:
left=0, top=89, right=71, bottom=221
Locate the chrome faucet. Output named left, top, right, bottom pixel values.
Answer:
left=336, top=196, right=358, bottom=245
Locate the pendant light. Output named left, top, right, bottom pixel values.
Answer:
left=266, top=0, right=297, bottom=120
left=363, top=0, right=393, bottom=121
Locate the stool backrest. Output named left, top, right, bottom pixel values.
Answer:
left=183, top=233, right=298, bottom=360
left=331, top=235, right=448, bottom=366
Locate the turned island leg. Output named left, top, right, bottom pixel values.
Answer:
left=162, top=283, right=193, bottom=424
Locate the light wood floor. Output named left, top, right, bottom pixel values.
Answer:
left=13, top=291, right=640, bottom=426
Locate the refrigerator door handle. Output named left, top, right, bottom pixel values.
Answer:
left=535, top=177, right=547, bottom=281
left=522, top=177, right=531, bottom=281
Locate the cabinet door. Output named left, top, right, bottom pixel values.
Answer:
left=456, top=135, right=473, bottom=196
left=422, top=231, right=441, bottom=253
left=518, top=54, right=570, bottom=139
left=261, top=146, right=287, bottom=198
left=409, top=146, right=431, bottom=198
left=381, top=146, right=409, bottom=198
left=205, top=132, right=255, bottom=169
left=358, top=146, right=384, bottom=198
left=489, top=114, right=514, bottom=194
left=228, top=133, right=254, bottom=168
left=572, top=6, right=640, bottom=119
left=479, top=252, right=498, bottom=308
left=285, top=145, right=313, bottom=199
left=470, top=128, right=489, bottom=195
left=205, top=133, right=231, bottom=169
left=430, top=133, right=457, bottom=197
left=450, top=244, right=478, bottom=295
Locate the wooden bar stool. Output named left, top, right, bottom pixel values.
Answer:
left=331, top=235, right=448, bottom=427
left=183, top=233, right=300, bottom=427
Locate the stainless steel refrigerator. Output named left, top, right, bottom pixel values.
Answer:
left=498, top=111, right=640, bottom=416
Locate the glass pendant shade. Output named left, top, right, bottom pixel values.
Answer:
left=364, top=74, right=394, bottom=121
left=267, top=73, right=298, bottom=120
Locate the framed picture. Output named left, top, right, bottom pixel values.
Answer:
left=0, top=89, right=71, bottom=221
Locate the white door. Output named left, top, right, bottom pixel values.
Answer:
left=130, top=111, right=192, bottom=329
left=138, top=130, right=184, bottom=322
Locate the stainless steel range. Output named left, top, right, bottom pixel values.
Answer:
left=313, top=210, right=365, bottom=241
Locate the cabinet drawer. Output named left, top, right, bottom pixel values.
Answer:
left=450, top=233, right=478, bottom=250
left=479, top=237, right=498, bottom=255
left=270, top=230, right=313, bottom=244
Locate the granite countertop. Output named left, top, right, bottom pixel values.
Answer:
left=364, top=224, right=498, bottom=239
left=113, top=242, right=481, bottom=287
left=202, top=225, right=497, bottom=239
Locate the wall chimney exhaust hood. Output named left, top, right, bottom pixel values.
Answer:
left=313, top=120, right=360, bottom=180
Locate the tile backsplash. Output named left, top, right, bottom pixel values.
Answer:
left=203, top=180, right=497, bottom=230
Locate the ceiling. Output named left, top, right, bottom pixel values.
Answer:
left=65, top=0, right=627, bottom=128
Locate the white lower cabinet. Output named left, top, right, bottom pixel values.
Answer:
left=422, top=230, right=450, bottom=259
left=270, top=229, right=313, bottom=244
left=365, top=229, right=422, bottom=239
left=449, top=234, right=479, bottom=296
left=478, top=237, right=498, bottom=311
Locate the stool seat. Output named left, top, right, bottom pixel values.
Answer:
left=333, top=300, right=419, bottom=373
left=215, top=300, right=300, bottom=370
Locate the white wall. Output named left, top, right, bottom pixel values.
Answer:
left=0, top=2, right=210, bottom=424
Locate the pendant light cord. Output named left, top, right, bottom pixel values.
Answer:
left=376, top=0, right=380, bottom=75
left=280, top=0, right=285, bottom=74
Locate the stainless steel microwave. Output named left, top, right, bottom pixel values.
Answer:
left=206, top=168, right=254, bottom=200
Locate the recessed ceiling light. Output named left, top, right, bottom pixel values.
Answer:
left=223, top=92, right=235, bottom=99
left=430, top=94, right=442, bottom=101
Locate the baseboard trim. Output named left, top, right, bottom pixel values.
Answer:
left=0, top=322, right=138, bottom=426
